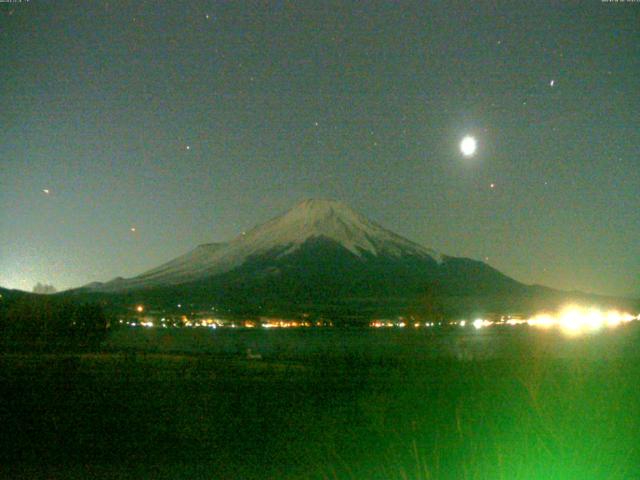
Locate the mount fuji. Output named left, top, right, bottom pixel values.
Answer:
left=91, top=199, right=447, bottom=290
left=79, top=199, right=535, bottom=315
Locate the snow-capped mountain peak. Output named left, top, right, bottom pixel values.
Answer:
left=237, top=198, right=438, bottom=259
left=88, top=199, right=441, bottom=291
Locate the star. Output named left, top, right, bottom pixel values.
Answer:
left=185, top=145, right=191, bottom=151
left=490, top=183, right=495, bottom=189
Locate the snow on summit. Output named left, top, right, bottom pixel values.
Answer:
left=240, top=199, right=439, bottom=259
left=89, top=199, right=441, bottom=290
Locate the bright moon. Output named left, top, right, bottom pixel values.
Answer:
left=460, top=136, right=477, bottom=157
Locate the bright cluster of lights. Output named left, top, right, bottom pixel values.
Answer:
left=462, top=306, right=638, bottom=336
left=370, top=320, right=397, bottom=328
left=124, top=304, right=636, bottom=334
left=473, top=319, right=493, bottom=330
left=529, top=306, right=637, bottom=335
left=125, top=309, right=333, bottom=329
left=369, top=320, right=438, bottom=328
left=262, top=320, right=313, bottom=328
left=195, top=318, right=224, bottom=328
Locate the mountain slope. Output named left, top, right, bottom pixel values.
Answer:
left=162, top=236, right=524, bottom=305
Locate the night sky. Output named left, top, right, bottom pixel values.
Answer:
left=1, top=1, right=638, bottom=297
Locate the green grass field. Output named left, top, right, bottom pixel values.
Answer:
left=1, top=327, right=639, bottom=479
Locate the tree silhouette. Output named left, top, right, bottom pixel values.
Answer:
left=0, top=295, right=108, bottom=351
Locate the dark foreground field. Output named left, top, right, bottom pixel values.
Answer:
left=1, top=327, right=639, bottom=479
